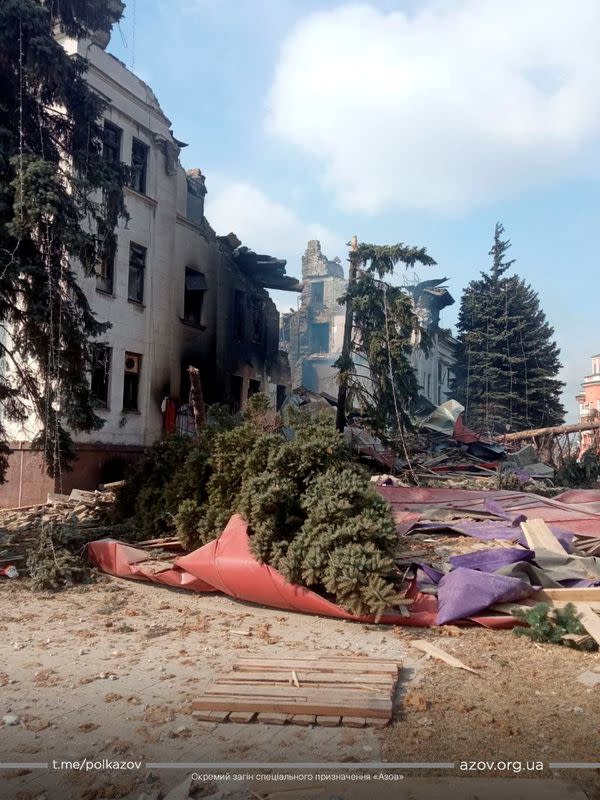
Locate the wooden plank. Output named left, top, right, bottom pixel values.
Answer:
left=233, top=658, right=400, bottom=676
left=411, top=640, right=478, bottom=675
left=341, top=717, right=366, bottom=728
left=315, top=715, right=340, bottom=727
left=201, top=685, right=391, bottom=705
left=236, top=655, right=401, bottom=667
left=215, top=678, right=391, bottom=694
left=492, top=600, right=600, bottom=613
left=191, top=710, right=214, bottom=722
left=216, top=670, right=393, bottom=686
left=192, top=694, right=390, bottom=718
left=520, top=519, right=567, bottom=556
left=257, top=713, right=289, bottom=725
left=228, top=711, right=256, bottom=723
left=290, top=714, right=316, bottom=726
left=575, top=604, right=600, bottom=648
left=531, top=587, right=600, bottom=604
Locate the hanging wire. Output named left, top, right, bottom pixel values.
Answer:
left=130, top=0, right=136, bottom=71
left=382, top=282, right=419, bottom=485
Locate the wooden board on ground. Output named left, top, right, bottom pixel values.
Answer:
left=520, top=519, right=567, bottom=556
left=193, top=655, right=401, bottom=727
left=531, top=587, right=600, bottom=604
left=233, top=656, right=400, bottom=676
left=574, top=603, right=600, bottom=647
left=411, top=639, right=478, bottom=674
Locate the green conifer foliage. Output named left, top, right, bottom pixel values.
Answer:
left=176, top=397, right=399, bottom=616
left=337, top=242, right=436, bottom=446
left=0, top=0, right=128, bottom=479
left=451, top=223, right=564, bottom=433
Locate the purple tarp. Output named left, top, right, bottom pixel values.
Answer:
left=449, top=546, right=535, bottom=573
left=412, top=520, right=574, bottom=551
left=436, top=567, right=534, bottom=624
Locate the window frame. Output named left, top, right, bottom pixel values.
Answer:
left=122, top=352, right=142, bottom=412
left=130, top=137, right=149, bottom=195
left=128, top=242, right=146, bottom=304
left=96, top=224, right=117, bottom=295
left=183, top=268, right=206, bottom=327
left=90, top=344, right=112, bottom=409
left=102, top=121, right=122, bottom=164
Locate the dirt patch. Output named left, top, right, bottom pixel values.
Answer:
left=1, top=577, right=598, bottom=799
left=385, top=625, right=600, bottom=799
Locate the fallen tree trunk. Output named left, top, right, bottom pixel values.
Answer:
left=501, top=419, right=600, bottom=443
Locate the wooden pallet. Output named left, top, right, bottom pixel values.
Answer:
left=192, top=655, right=401, bottom=727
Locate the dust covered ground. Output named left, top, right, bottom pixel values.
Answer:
left=0, top=576, right=598, bottom=799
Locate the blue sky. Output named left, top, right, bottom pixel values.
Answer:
left=108, top=0, right=600, bottom=420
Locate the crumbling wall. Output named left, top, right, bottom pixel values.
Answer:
left=282, top=240, right=346, bottom=392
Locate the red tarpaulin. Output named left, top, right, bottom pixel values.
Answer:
left=87, top=514, right=513, bottom=628
left=378, top=486, right=600, bottom=538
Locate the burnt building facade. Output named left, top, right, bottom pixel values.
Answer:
left=281, top=242, right=458, bottom=408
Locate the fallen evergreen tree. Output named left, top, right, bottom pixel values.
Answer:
left=173, top=396, right=399, bottom=616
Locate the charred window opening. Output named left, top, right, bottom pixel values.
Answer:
left=128, top=243, right=146, bottom=304
left=183, top=268, right=206, bottom=327
left=276, top=384, right=286, bottom=410
left=130, top=138, right=148, bottom=194
left=123, top=352, right=141, bottom=412
left=249, top=296, right=264, bottom=344
left=103, top=121, right=122, bottom=163
left=311, top=322, right=329, bottom=353
left=230, top=375, right=243, bottom=413
left=247, top=379, right=260, bottom=399
left=96, top=223, right=116, bottom=295
left=90, top=344, right=111, bottom=408
left=312, top=281, right=324, bottom=306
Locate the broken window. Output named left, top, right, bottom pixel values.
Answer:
left=183, top=268, right=206, bottom=326
left=249, top=296, right=264, bottom=343
left=130, top=138, right=148, bottom=194
left=247, top=379, right=261, bottom=399
left=311, top=282, right=324, bottom=306
left=123, top=352, right=141, bottom=412
left=311, top=322, right=330, bottom=353
left=233, top=290, right=246, bottom=341
left=96, top=223, right=116, bottom=295
left=103, top=121, right=122, bottom=163
left=128, top=243, right=146, bottom=303
left=230, top=375, right=243, bottom=413
left=276, top=385, right=287, bottom=411
left=90, top=344, right=111, bottom=408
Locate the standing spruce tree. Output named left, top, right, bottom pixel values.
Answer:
left=336, top=241, right=437, bottom=449
left=0, top=0, right=128, bottom=483
left=451, top=223, right=564, bottom=434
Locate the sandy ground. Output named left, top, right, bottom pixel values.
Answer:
left=0, top=576, right=598, bottom=800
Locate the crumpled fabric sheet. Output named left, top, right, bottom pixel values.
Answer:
left=437, top=568, right=534, bottom=624
left=410, top=519, right=574, bottom=550
left=380, top=485, right=600, bottom=538
left=449, top=546, right=534, bottom=572
left=87, top=514, right=514, bottom=629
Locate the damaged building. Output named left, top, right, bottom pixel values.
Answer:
left=0, top=16, right=299, bottom=506
left=281, top=242, right=457, bottom=408
left=576, top=353, right=600, bottom=454
left=280, top=241, right=346, bottom=397
left=407, top=278, right=458, bottom=410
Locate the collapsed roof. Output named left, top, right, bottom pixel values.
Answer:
left=232, top=246, right=302, bottom=292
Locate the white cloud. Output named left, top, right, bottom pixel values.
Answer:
left=265, top=1, right=600, bottom=213
left=205, top=176, right=344, bottom=280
